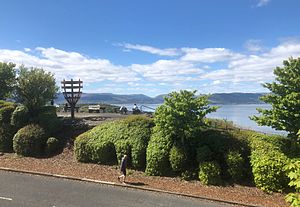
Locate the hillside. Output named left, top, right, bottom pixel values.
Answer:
left=55, top=92, right=265, bottom=105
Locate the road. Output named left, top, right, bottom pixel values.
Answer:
left=0, top=170, right=233, bottom=207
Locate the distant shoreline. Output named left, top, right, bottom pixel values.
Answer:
left=54, top=92, right=266, bottom=105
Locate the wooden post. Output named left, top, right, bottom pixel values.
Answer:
left=61, top=79, right=83, bottom=119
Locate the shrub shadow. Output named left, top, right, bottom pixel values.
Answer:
left=126, top=181, right=146, bottom=186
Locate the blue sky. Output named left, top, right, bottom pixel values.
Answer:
left=0, top=0, right=300, bottom=96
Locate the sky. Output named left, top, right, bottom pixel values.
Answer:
left=0, top=0, right=300, bottom=97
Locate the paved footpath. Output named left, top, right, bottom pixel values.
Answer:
left=0, top=170, right=234, bottom=207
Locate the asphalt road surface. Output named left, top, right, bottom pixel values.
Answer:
left=0, top=171, right=233, bottom=207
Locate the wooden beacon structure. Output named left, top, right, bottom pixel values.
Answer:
left=61, top=79, right=83, bottom=119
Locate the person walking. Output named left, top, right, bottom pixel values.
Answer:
left=118, top=154, right=128, bottom=184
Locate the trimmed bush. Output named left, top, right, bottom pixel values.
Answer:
left=180, top=169, right=198, bottom=181
left=0, top=125, right=14, bottom=152
left=145, top=128, right=172, bottom=176
left=198, top=161, right=222, bottom=185
left=225, top=150, right=245, bottom=181
left=46, top=137, right=60, bottom=155
left=13, top=124, right=47, bottom=157
left=74, top=132, right=92, bottom=162
left=285, top=159, right=300, bottom=207
left=88, top=140, right=117, bottom=164
left=37, top=106, right=62, bottom=135
left=169, top=145, right=187, bottom=173
left=196, top=145, right=213, bottom=163
left=115, top=139, right=131, bottom=166
left=10, top=105, right=29, bottom=129
left=0, top=104, right=15, bottom=125
left=74, top=115, right=153, bottom=168
left=249, top=134, right=289, bottom=192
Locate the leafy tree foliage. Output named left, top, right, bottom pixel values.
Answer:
left=0, top=62, right=16, bottom=99
left=15, top=66, right=58, bottom=116
left=251, top=57, right=300, bottom=139
left=154, top=90, right=218, bottom=144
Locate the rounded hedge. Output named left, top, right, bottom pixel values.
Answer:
left=198, top=161, right=222, bottom=185
left=37, top=106, right=62, bottom=135
left=10, top=105, right=29, bottom=129
left=74, top=115, right=153, bottom=168
left=115, top=139, right=131, bottom=166
left=88, top=140, right=117, bottom=164
left=249, top=134, right=289, bottom=192
left=13, top=124, right=47, bottom=157
left=225, top=150, right=245, bottom=182
left=74, top=132, right=92, bottom=163
left=169, top=145, right=187, bottom=173
left=196, top=145, right=213, bottom=163
left=46, top=137, right=60, bottom=155
left=145, top=128, right=172, bottom=176
left=0, top=125, right=14, bottom=152
left=0, top=104, right=15, bottom=125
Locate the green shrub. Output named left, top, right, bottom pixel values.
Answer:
left=0, top=125, right=14, bottom=152
left=115, top=139, right=131, bottom=165
left=0, top=104, right=15, bottom=125
left=74, top=130, right=117, bottom=164
left=285, top=159, right=300, bottom=207
left=169, top=145, right=187, bottom=173
left=46, top=137, right=60, bottom=155
left=250, top=134, right=289, bottom=192
left=0, top=100, right=14, bottom=107
left=74, top=115, right=153, bottom=169
left=10, top=105, right=29, bottom=129
left=13, top=124, right=47, bottom=157
left=198, top=161, right=222, bottom=185
left=124, top=116, right=153, bottom=169
left=88, top=140, right=117, bottom=164
left=74, top=132, right=92, bottom=162
left=225, top=150, right=245, bottom=181
left=37, top=106, right=62, bottom=134
left=196, top=145, right=213, bottom=163
left=145, top=128, right=172, bottom=176
left=180, top=169, right=198, bottom=181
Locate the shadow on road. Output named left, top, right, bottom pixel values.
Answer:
left=126, top=181, right=146, bottom=186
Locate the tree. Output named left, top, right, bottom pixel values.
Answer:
left=251, top=57, right=300, bottom=139
left=0, top=62, right=16, bottom=100
left=154, top=90, right=218, bottom=144
left=15, top=66, right=58, bottom=116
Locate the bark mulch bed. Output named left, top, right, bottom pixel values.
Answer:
left=0, top=148, right=287, bottom=207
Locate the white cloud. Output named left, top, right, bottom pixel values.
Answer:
left=0, top=39, right=299, bottom=95
left=131, top=59, right=203, bottom=82
left=244, top=39, right=263, bottom=52
left=200, top=41, right=300, bottom=84
left=181, top=47, right=244, bottom=63
left=120, top=43, right=180, bottom=56
left=256, top=0, right=271, bottom=7
left=212, top=80, right=221, bottom=85
left=0, top=47, right=139, bottom=84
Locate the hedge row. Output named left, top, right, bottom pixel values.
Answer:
left=73, top=113, right=297, bottom=191
left=0, top=101, right=61, bottom=155
left=145, top=127, right=172, bottom=176
left=0, top=101, right=16, bottom=152
left=144, top=126, right=253, bottom=184
left=74, top=115, right=153, bottom=169
left=249, top=134, right=290, bottom=192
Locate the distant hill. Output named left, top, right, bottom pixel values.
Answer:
left=55, top=93, right=158, bottom=104
left=209, top=93, right=265, bottom=104
left=54, top=92, right=265, bottom=105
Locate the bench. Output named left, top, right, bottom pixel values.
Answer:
left=88, top=105, right=105, bottom=113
